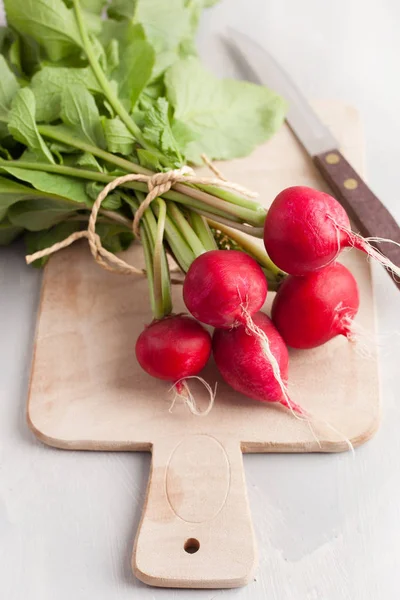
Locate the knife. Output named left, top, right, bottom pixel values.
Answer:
left=226, top=29, right=400, bottom=289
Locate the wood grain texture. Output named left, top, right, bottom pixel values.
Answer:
left=26, top=101, right=380, bottom=589
left=314, top=149, right=400, bottom=290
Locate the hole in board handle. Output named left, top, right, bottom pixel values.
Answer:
left=184, top=538, right=200, bottom=554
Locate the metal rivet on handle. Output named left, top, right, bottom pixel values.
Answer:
left=325, top=153, right=340, bottom=164
left=344, top=178, right=358, bottom=190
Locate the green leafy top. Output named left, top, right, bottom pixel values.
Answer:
left=3, top=0, right=286, bottom=167
left=0, top=0, right=286, bottom=279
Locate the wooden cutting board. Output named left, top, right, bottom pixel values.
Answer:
left=27, top=101, right=380, bottom=589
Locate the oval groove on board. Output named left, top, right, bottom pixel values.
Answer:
left=166, top=434, right=230, bottom=523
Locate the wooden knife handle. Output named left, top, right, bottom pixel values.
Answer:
left=314, top=150, right=400, bottom=289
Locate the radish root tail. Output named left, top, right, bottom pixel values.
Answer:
left=170, top=377, right=217, bottom=416
left=239, top=303, right=304, bottom=414
left=342, top=315, right=376, bottom=358
left=239, top=306, right=323, bottom=446
left=240, top=304, right=354, bottom=453
left=285, top=390, right=355, bottom=454
left=344, top=315, right=400, bottom=359
left=315, top=417, right=355, bottom=455
left=329, top=217, right=400, bottom=281
left=351, top=233, right=400, bottom=280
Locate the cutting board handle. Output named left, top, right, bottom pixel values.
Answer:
left=132, top=434, right=257, bottom=588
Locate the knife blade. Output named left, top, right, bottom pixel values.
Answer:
left=226, top=29, right=400, bottom=289
left=226, top=28, right=338, bottom=156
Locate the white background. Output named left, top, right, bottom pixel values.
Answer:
left=1, top=1, right=400, bottom=599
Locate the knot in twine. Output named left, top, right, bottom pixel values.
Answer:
left=131, top=166, right=194, bottom=239
left=26, top=164, right=258, bottom=276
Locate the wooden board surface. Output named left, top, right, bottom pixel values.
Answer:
left=27, top=102, right=380, bottom=589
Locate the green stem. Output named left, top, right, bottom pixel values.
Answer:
left=189, top=206, right=264, bottom=237
left=160, top=259, right=172, bottom=314
left=38, top=126, right=263, bottom=225
left=140, top=224, right=159, bottom=319
left=1, top=159, right=248, bottom=225
left=173, top=181, right=262, bottom=226
left=98, top=209, right=131, bottom=227
left=150, top=196, right=195, bottom=272
left=196, top=183, right=264, bottom=214
left=122, top=192, right=175, bottom=315
left=189, top=212, right=217, bottom=251
left=0, top=157, right=113, bottom=182
left=39, top=125, right=264, bottom=226
left=161, top=189, right=242, bottom=222
left=72, top=0, right=148, bottom=148
left=38, top=125, right=148, bottom=174
left=163, top=214, right=195, bottom=272
left=207, top=218, right=285, bottom=279
left=67, top=214, right=131, bottom=228
left=167, top=203, right=206, bottom=258
left=153, top=198, right=171, bottom=317
left=261, top=268, right=281, bottom=292
left=121, top=192, right=157, bottom=250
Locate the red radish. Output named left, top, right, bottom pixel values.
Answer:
left=264, top=186, right=400, bottom=277
left=183, top=249, right=267, bottom=328
left=183, top=250, right=293, bottom=406
left=135, top=314, right=211, bottom=388
left=213, top=312, right=303, bottom=414
left=213, top=312, right=354, bottom=451
left=272, top=262, right=360, bottom=349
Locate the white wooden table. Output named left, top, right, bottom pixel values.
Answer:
left=1, top=1, right=400, bottom=599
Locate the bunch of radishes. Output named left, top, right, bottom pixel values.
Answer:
left=135, top=186, right=398, bottom=415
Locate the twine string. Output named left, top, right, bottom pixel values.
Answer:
left=26, top=166, right=257, bottom=274
left=200, top=153, right=228, bottom=181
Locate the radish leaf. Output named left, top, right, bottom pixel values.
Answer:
left=61, top=84, right=106, bottom=149
left=111, top=40, right=155, bottom=110
left=31, top=66, right=102, bottom=123
left=107, top=0, right=137, bottom=20
left=142, top=97, right=183, bottom=168
left=1, top=162, right=92, bottom=206
left=86, top=182, right=122, bottom=209
left=8, top=197, right=82, bottom=230
left=166, top=57, right=287, bottom=163
left=0, top=218, right=24, bottom=245
left=95, top=221, right=134, bottom=252
left=8, top=89, right=55, bottom=164
left=103, top=118, right=135, bottom=155
left=135, top=0, right=191, bottom=76
left=4, top=0, right=82, bottom=62
left=0, top=176, right=81, bottom=221
left=137, top=149, right=163, bottom=171
left=74, top=152, right=103, bottom=172
left=0, top=56, right=20, bottom=120
left=65, top=0, right=108, bottom=14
